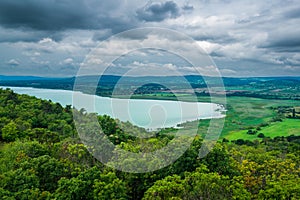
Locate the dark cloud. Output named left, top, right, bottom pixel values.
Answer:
left=193, top=34, right=236, bottom=44
left=0, top=27, right=65, bottom=43
left=0, top=0, right=133, bottom=33
left=0, top=0, right=90, bottom=30
left=261, top=32, right=300, bottom=52
left=270, top=38, right=300, bottom=49
left=136, top=1, right=180, bottom=22
left=284, top=7, right=300, bottom=19
left=112, top=27, right=188, bottom=41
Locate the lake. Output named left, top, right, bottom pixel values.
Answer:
left=1, top=86, right=225, bottom=129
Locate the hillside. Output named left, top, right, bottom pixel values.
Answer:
left=0, top=88, right=299, bottom=199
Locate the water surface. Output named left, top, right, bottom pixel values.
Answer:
left=1, top=86, right=225, bottom=129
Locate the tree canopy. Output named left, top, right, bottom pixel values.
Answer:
left=0, top=88, right=299, bottom=199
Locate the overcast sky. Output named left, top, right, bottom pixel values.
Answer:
left=0, top=0, right=299, bottom=77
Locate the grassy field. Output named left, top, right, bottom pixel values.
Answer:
left=225, top=118, right=300, bottom=141
left=221, top=97, right=299, bottom=136
left=176, top=96, right=300, bottom=140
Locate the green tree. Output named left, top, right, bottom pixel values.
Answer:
left=20, top=155, right=69, bottom=192
left=0, top=168, right=39, bottom=193
left=183, top=167, right=250, bottom=200
left=201, top=143, right=239, bottom=177
left=55, top=177, right=88, bottom=200
left=93, top=172, right=127, bottom=200
left=143, top=165, right=250, bottom=200
left=1, top=121, right=19, bottom=142
left=143, top=175, right=184, bottom=200
left=54, top=166, right=102, bottom=199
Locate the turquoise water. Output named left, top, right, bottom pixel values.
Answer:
left=1, top=86, right=225, bottom=129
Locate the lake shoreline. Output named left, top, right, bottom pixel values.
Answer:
left=0, top=84, right=215, bottom=103
left=1, top=85, right=226, bottom=129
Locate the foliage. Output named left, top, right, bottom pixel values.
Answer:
left=1, top=121, right=19, bottom=142
left=0, top=88, right=299, bottom=199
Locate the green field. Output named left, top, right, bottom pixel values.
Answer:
left=220, top=97, right=299, bottom=138
left=225, top=118, right=300, bottom=141
left=172, top=96, right=300, bottom=140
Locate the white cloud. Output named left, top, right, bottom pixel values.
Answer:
left=196, top=41, right=221, bottom=54
left=61, top=58, right=74, bottom=65
left=22, top=51, right=41, bottom=57
left=220, top=68, right=237, bottom=76
left=185, top=65, right=220, bottom=76
left=38, top=38, right=54, bottom=44
left=118, top=61, right=181, bottom=76
left=6, top=59, right=20, bottom=66
left=30, top=57, right=49, bottom=65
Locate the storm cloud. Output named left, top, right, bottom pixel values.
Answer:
left=136, top=1, right=180, bottom=22
left=0, top=0, right=133, bottom=32
left=0, top=0, right=299, bottom=77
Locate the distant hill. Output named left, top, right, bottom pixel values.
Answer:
left=1, top=75, right=299, bottom=100
left=0, top=75, right=49, bottom=81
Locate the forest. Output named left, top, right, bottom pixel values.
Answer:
left=0, top=88, right=299, bottom=199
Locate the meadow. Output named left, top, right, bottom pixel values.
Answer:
left=158, top=95, right=300, bottom=141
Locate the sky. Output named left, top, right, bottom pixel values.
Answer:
left=0, top=0, right=300, bottom=77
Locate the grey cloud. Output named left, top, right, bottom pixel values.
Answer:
left=193, top=34, right=237, bottom=44
left=261, top=32, right=300, bottom=52
left=235, top=18, right=251, bottom=24
left=92, top=29, right=113, bottom=41
left=284, top=7, right=300, bottom=19
left=254, top=6, right=300, bottom=53
left=0, top=0, right=300, bottom=77
left=0, top=0, right=134, bottom=33
left=0, top=27, right=43, bottom=43
left=136, top=1, right=180, bottom=22
left=117, top=29, right=149, bottom=40
left=0, top=26, right=65, bottom=43
left=59, top=65, right=79, bottom=75
left=0, top=0, right=92, bottom=30
left=210, top=52, right=224, bottom=58
left=113, top=27, right=191, bottom=41
left=215, top=59, right=291, bottom=77
left=269, top=40, right=300, bottom=52
left=182, top=4, right=194, bottom=11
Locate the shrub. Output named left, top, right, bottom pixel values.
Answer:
left=257, top=133, right=265, bottom=138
